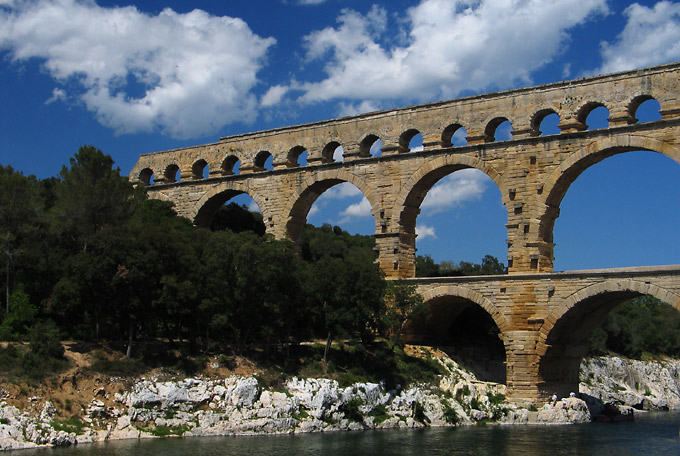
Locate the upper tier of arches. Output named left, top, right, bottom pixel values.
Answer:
left=130, top=63, right=680, bottom=186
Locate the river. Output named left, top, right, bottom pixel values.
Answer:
left=16, top=410, right=680, bottom=455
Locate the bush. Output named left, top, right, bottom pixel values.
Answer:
left=442, top=402, right=458, bottom=424
left=341, top=397, right=364, bottom=422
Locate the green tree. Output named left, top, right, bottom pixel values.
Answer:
left=383, top=280, right=429, bottom=348
left=51, top=145, right=135, bottom=252
left=0, top=166, right=44, bottom=313
left=308, top=255, right=385, bottom=364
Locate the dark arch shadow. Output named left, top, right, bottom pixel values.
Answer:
left=405, top=295, right=506, bottom=384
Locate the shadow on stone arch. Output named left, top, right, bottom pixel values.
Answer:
left=404, top=295, right=506, bottom=384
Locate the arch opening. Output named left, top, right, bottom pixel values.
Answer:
left=194, top=190, right=264, bottom=233
left=442, top=124, right=468, bottom=147
left=360, top=134, right=382, bottom=157
left=402, top=166, right=507, bottom=277
left=407, top=295, right=506, bottom=383
left=192, top=159, right=209, bottom=179
left=538, top=290, right=679, bottom=400
left=138, top=168, right=155, bottom=186
left=580, top=103, right=609, bottom=130
left=633, top=97, right=662, bottom=123
left=551, top=150, right=680, bottom=271
left=287, top=180, right=375, bottom=246
left=485, top=118, right=512, bottom=142
left=164, top=164, right=180, bottom=183
left=533, top=111, right=561, bottom=136
left=322, top=142, right=344, bottom=163
left=288, top=146, right=308, bottom=167
left=399, top=129, right=422, bottom=153
left=221, top=155, right=241, bottom=175
left=255, top=151, right=273, bottom=171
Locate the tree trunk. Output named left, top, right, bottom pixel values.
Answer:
left=323, top=330, right=333, bottom=366
left=126, top=320, right=135, bottom=359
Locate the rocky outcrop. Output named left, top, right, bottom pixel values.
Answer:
left=580, top=356, right=680, bottom=410
left=1, top=355, right=676, bottom=450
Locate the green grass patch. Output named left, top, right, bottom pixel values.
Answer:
left=150, top=425, right=190, bottom=437
left=51, top=416, right=86, bottom=435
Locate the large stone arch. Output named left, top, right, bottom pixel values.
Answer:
left=535, top=279, right=680, bottom=399
left=418, top=284, right=510, bottom=334
left=190, top=181, right=270, bottom=229
left=413, top=284, right=510, bottom=383
left=539, top=279, right=680, bottom=355
left=390, top=154, right=503, bottom=232
left=538, top=135, right=680, bottom=244
left=282, top=168, right=379, bottom=243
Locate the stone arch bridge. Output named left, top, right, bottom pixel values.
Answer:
left=130, top=62, right=680, bottom=405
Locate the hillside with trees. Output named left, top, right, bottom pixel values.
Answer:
left=1, top=146, right=678, bottom=384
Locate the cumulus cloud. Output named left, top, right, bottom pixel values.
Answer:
left=45, top=87, right=67, bottom=104
left=323, top=182, right=364, bottom=199
left=416, top=224, right=437, bottom=240
left=338, top=100, right=382, bottom=117
left=297, top=0, right=608, bottom=103
left=595, top=1, right=680, bottom=74
left=261, top=85, right=289, bottom=107
left=340, top=197, right=372, bottom=219
left=0, top=0, right=275, bottom=138
left=421, top=169, right=488, bottom=214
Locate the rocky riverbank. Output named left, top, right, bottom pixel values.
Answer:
left=1, top=353, right=678, bottom=451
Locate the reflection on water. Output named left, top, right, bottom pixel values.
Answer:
left=21, top=410, right=680, bottom=456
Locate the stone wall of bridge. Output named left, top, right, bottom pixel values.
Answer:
left=130, top=62, right=680, bottom=278
left=408, top=266, right=680, bottom=404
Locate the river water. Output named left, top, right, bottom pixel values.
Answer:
left=18, top=410, right=680, bottom=455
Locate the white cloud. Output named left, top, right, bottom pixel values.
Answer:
left=45, top=87, right=67, bottom=104
left=0, top=0, right=275, bottom=138
left=421, top=169, right=488, bottom=214
left=297, top=0, right=608, bottom=103
left=323, top=182, right=363, bottom=199
left=298, top=0, right=326, bottom=4
left=416, top=224, right=437, bottom=240
left=340, top=197, right=372, bottom=218
left=595, top=1, right=680, bottom=74
left=261, top=85, right=289, bottom=107
left=338, top=100, right=382, bottom=117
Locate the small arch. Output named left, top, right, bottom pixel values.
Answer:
left=631, top=96, right=662, bottom=123
left=221, top=155, right=240, bottom=176
left=287, top=145, right=308, bottom=167
left=192, top=159, right=209, bottom=179
left=485, top=117, right=512, bottom=142
left=322, top=141, right=343, bottom=163
left=164, top=163, right=180, bottom=183
left=138, top=168, right=155, bottom=186
left=577, top=102, right=609, bottom=130
left=441, top=124, right=468, bottom=147
left=360, top=134, right=382, bottom=157
left=399, top=129, right=421, bottom=153
left=531, top=109, right=561, bottom=136
left=254, top=151, right=273, bottom=171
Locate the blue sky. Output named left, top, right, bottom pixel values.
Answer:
left=1, top=0, right=679, bottom=271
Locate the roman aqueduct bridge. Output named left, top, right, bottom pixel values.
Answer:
left=130, top=62, right=680, bottom=404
